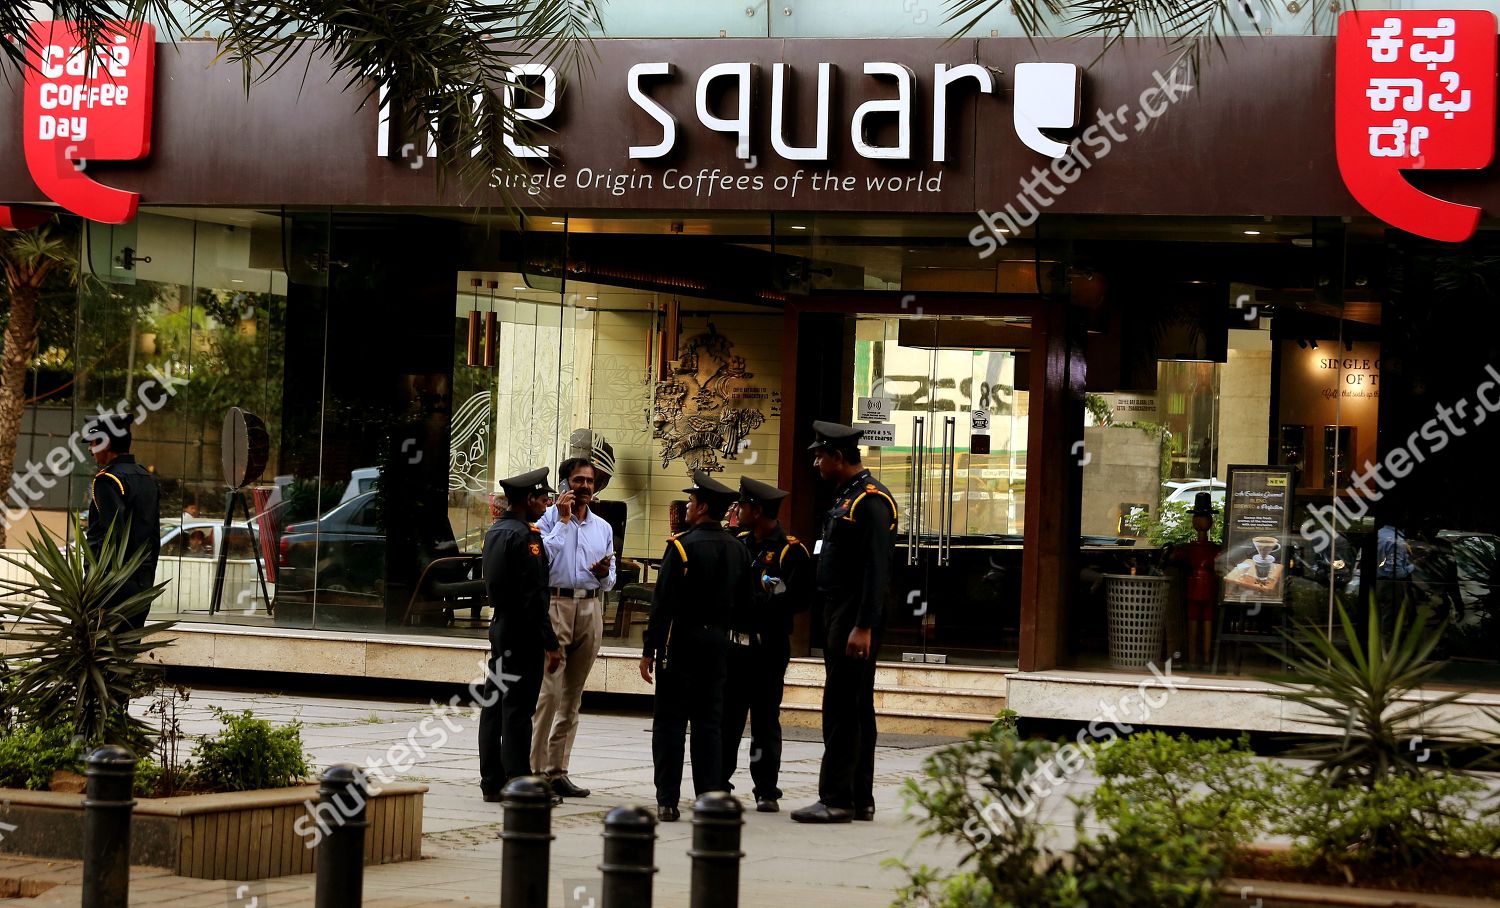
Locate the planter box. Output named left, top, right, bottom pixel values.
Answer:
left=0, top=782, right=425, bottom=879
left=1219, top=878, right=1500, bottom=907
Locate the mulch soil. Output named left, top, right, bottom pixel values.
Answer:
left=1230, top=850, right=1500, bottom=901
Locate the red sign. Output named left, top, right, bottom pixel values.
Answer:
left=1336, top=10, right=1497, bottom=243
left=20, top=21, right=155, bottom=225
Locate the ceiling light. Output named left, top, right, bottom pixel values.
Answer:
left=551, top=221, right=565, bottom=226
left=1310, top=339, right=1319, bottom=349
left=230, top=279, right=244, bottom=283
left=789, top=225, right=807, bottom=230
left=512, top=286, right=526, bottom=291
left=1244, top=230, right=1262, bottom=236
left=585, top=295, right=598, bottom=300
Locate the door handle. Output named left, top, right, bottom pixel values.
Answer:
left=909, top=415, right=924, bottom=565
left=942, top=416, right=957, bottom=566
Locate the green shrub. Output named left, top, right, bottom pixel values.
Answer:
left=0, top=724, right=84, bottom=790
left=1090, top=732, right=1287, bottom=857
left=1276, top=770, right=1491, bottom=872
left=892, top=724, right=1262, bottom=908
left=133, top=758, right=164, bottom=798
left=192, top=708, right=309, bottom=792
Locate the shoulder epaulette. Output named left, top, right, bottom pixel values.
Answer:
left=90, top=470, right=125, bottom=509
left=849, top=486, right=899, bottom=531
left=528, top=523, right=541, bottom=532
left=736, top=530, right=750, bottom=539
left=668, top=534, right=689, bottom=569
left=785, top=535, right=799, bottom=544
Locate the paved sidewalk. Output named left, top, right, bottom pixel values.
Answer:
left=0, top=688, right=968, bottom=907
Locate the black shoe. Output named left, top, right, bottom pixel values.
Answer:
left=854, top=805, right=875, bottom=821
left=482, top=790, right=503, bottom=803
left=657, top=804, right=680, bottom=822
left=550, top=775, right=591, bottom=798
left=755, top=797, right=779, bottom=813
left=790, top=801, right=853, bottom=823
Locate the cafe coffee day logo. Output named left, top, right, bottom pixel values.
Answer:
left=1335, top=10, right=1497, bottom=243
left=13, top=21, right=156, bottom=225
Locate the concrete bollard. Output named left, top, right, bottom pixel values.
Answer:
left=501, top=776, right=554, bottom=908
left=599, top=805, right=657, bottom=908
left=314, top=765, right=369, bottom=908
left=688, top=792, right=744, bottom=908
left=82, top=745, right=136, bottom=908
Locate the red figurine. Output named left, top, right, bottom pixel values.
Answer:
left=1167, top=492, right=1221, bottom=670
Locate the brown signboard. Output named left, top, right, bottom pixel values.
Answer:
left=0, top=37, right=1497, bottom=217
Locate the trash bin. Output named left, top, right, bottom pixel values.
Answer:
left=1104, top=574, right=1170, bottom=670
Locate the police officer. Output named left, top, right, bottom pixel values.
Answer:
left=478, top=468, right=563, bottom=803
left=791, top=421, right=896, bottom=824
left=639, top=471, right=750, bottom=822
left=722, top=477, right=810, bottom=813
left=84, top=412, right=161, bottom=631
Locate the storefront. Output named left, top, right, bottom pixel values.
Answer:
left=5, top=23, right=1500, bottom=725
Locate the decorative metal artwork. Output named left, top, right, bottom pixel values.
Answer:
left=652, top=323, right=765, bottom=472
left=449, top=390, right=492, bottom=492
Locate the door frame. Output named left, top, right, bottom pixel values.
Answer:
left=777, top=293, right=1080, bottom=671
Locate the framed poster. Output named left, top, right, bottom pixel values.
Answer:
left=1221, top=465, right=1295, bottom=606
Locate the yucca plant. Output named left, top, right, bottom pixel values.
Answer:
left=1267, top=596, right=1467, bottom=788
left=0, top=518, right=174, bottom=748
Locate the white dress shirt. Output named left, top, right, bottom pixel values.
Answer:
left=537, top=504, right=617, bottom=592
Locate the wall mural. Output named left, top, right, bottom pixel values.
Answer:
left=652, top=323, right=765, bottom=473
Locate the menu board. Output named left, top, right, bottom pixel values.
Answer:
left=1221, top=465, right=1295, bottom=605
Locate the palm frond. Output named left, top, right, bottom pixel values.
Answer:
left=0, top=516, right=173, bottom=746
left=1264, top=597, right=1473, bottom=788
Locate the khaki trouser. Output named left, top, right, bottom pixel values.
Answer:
left=530, top=593, right=603, bottom=777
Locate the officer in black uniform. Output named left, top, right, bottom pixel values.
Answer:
left=639, top=471, right=750, bottom=822
left=791, top=421, right=897, bottom=824
left=722, top=476, right=810, bottom=813
left=478, top=467, right=563, bottom=803
left=84, top=412, right=161, bottom=632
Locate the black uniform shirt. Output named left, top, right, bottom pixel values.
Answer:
left=483, top=515, right=560, bottom=651
left=734, top=525, right=811, bottom=639
left=815, top=469, right=897, bottom=632
left=643, top=522, right=752, bottom=663
left=85, top=454, right=161, bottom=587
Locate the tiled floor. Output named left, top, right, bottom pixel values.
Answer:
left=0, top=687, right=969, bottom=907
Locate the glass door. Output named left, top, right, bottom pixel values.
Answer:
left=853, top=315, right=1028, bottom=665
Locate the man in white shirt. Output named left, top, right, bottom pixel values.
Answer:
left=532, top=456, right=616, bottom=798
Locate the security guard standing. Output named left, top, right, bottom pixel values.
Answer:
left=478, top=468, right=563, bottom=803
left=84, top=412, right=161, bottom=631
left=639, top=471, right=750, bottom=822
left=722, top=477, right=810, bottom=813
left=791, top=421, right=897, bottom=824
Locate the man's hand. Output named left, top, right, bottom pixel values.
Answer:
left=546, top=650, right=563, bottom=674
left=590, top=555, right=612, bottom=579
left=557, top=491, right=575, bottom=523
left=845, top=626, right=873, bottom=661
left=639, top=655, right=654, bottom=684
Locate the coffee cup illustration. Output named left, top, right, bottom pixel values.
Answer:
left=1252, top=536, right=1280, bottom=579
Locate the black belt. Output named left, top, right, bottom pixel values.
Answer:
left=550, top=587, right=600, bottom=599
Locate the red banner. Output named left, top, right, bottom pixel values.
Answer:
left=21, top=21, right=155, bottom=224
left=1336, top=10, right=1498, bottom=242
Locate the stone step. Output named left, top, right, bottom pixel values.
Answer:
left=783, top=657, right=1010, bottom=695
left=780, top=699, right=999, bottom=737
left=781, top=679, right=1004, bottom=720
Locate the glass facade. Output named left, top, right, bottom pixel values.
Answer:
left=15, top=203, right=1493, bottom=688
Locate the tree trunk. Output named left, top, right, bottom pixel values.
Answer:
left=0, top=282, right=43, bottom=548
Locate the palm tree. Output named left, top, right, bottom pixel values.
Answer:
left=944, top=0, right=1321, bottom=74
left=0, top=220, right=72, bottom=547
left=4, top=1, right=603, bottom=198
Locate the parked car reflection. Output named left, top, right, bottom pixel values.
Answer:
left=273, top=490, right=385, bottom=613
